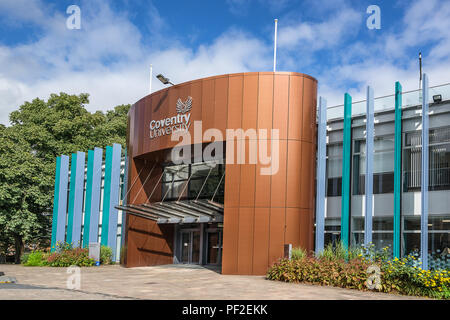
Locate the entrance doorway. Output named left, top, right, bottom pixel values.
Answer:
left=206, top=229, right=223, bottom=265
left=176, top=223, right=223, bottom=266
left=180, top=230, right=201, bottom=264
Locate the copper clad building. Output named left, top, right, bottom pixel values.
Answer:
left=122, top=71, right=318, bottom=275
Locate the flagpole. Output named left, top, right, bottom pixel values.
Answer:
left=273, top=19, right=278, bottom=72
left=150, top=64, right=153, bottom=94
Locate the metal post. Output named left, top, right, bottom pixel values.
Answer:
left=421, top=74, right=429, bottom=269
left=341, top=93, right=352, bottom=249
left=364, top=87, right=374, bottom=246
left=394, top=82, right=403, bottom=258
left=315, top=97, right=327, bottom=253
left=273, top=19, right=278, bottom=72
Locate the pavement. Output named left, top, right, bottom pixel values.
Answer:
left=0, top=263, right=426, bottom=300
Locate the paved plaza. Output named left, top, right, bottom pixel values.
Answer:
left=0, top=264, right=425, bottom=300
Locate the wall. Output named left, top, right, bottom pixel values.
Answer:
left=125, top=72, right=318, bottom=274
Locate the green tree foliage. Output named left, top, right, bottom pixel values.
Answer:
left=0, top=93, right=130, bottom=263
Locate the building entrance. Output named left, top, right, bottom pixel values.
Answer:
left=176, top=223, right=223, bottom=266
left=180, top=229, right=201, bottom=264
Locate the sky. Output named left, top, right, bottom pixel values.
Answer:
left=0, top=0, right=449, bottom=125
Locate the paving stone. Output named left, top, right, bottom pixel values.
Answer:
left=0, top=264, right=427, bottom=300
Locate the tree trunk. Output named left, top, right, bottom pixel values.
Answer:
left=14, top=235, right=23, bottom=264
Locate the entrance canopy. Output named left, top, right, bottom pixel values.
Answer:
left=117, top=199, right=223, bottom=224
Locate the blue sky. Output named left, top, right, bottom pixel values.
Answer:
left=0, top=0, right=449, bottom=124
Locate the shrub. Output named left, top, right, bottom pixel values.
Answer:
left=267, top=256, right=371, bottom=291
left=45, top=247, right=95, bottom=267
left=20, top=253, right=30, bottom=265
left=268, top=242, right=450, bottom=299
left=24, top=251, right=45, bottom=266
left=316, top=242, right=348, bottom=261
left=291, top=247, right=307, bottom=260
left=100, top=246, right=113, bottom=265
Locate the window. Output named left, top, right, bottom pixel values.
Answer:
left=403, top=126, right=450, bottom=191
left=352, top=135, right=395, bottom=195
left=161, top=160, right=225, bottom=203
left=326, top=143, right=342, bottom=196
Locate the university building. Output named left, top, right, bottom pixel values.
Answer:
left=50, top=71, right=450, bottom=274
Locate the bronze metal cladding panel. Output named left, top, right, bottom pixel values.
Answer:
left=268, top=207, right=286, bottom=267
left=126, top=215, right=174, bottom=267
left=252, top=207, right=270, bottom=275
left=299, top=209, right=314, bottom=252
left=222, top=207, right=239, bottom=274
left=285, top=208, right=301, bottom=247
left=288, top=75, right=304, bottom=141
left=286, top=140, right=302, bottom=208
left=273, top=74, right=289, bottom=140
left=239, top=74, right=258, bottom=208
left=237, top=207, right=254, bottom=274
left=201, top=78, right=215, bottom=132
left=125, top=71, right=317, bottom=274
left=254, top=74, right=273, bottom=208
left=214, top=76, right=229, bottom=135
left=299, top=142, right=314, bottom=209
left=302, top=77, right=315, bottom=143
left=270, top=139, right=287, bottom=207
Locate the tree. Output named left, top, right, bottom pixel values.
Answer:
left=0, top=93, right=130, bottom=262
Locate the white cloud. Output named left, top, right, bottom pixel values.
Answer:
left=0, top=1, right=271, bottom=125
left=1, top=0, right=450, bottom=124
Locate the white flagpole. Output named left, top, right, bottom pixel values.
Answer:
left=273, top=19, right=278, bottom=72
left=149, top=64, right=153, bottom=94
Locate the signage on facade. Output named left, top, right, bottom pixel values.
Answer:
left=149, top=96, right=192, bottom=139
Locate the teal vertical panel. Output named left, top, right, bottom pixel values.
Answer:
left=83, top=150, right=95, bottom=247
left=66, top=153, right=77, bottom=244
left=101, top=146, right=113, bottom=247
left=53, top=155, right=69, bottom=251
left=341, top=93, right=352, bottom=249
left=121, top=150, right=129, bottom=251
left=394, top=81, right=402, bottom=258
left=51, top=157, right=62, bottom=251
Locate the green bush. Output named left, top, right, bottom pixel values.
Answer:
left=268, top=242, right=450, bottom=299
left=20, top=253, right=30, bottom=265
left=24, top=251, right=45, bottom=266
left=268, top=256, right=371, bottom=290
left=46, top=248, right=95, bottom=267
left=100, top=246, right=113, bottom=265
left=291, top=247, right=307, bottom=260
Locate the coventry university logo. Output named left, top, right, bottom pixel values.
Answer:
left=176, top=96, right=192, bottom=114
left=149, top=96, right=192, bottom=139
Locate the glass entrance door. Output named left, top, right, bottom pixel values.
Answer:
left=206, top=230, right=223, bottom=265
left=180, top=230, right=200, bottom=264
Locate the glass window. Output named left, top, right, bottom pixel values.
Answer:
left=326, top=143, right=342, bottom=196
left=403, top=127, right=450, bottom=191
left=352, top=136, right=395, bottom=195
left=161, top=161, right=225, bottom=203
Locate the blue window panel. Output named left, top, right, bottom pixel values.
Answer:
left=51, top=155, right=69, bottom=252
left=66, top=151, right=85, bottom=247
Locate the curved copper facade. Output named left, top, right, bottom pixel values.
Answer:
left=124, top=71, right=317, bottom=275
